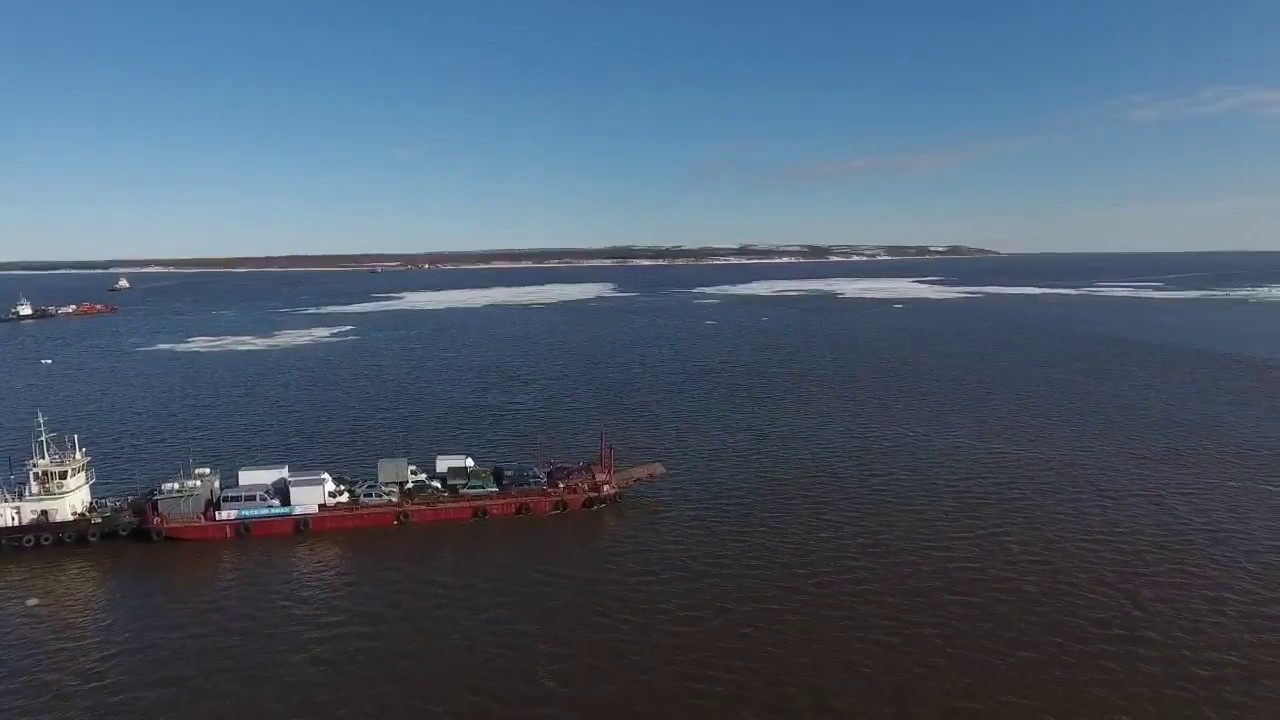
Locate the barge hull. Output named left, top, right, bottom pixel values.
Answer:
left=158, top=491, right=614, bottom=541
left=153, top=462, right=664, bottom=542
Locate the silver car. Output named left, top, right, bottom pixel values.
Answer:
left=356, top=490, right=395, bottom=505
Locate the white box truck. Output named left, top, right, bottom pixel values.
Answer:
left=238, top=463, right=289, bottom=487
left=287, top=471, right=347, bottom=506
left=435, top=454, right=475, bottom=476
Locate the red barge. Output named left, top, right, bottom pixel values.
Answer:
left=142, top=436, right=664, bottom=542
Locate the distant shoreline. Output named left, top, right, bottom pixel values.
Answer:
left=0, top=244, right=999, bottom=274
left=0, top=255, right=975, bottom=274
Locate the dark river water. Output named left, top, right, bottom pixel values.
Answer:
left=1, top=254, right=1277, bottom=719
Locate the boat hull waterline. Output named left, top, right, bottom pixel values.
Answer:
left=147, top=484, right=648, bottom=542
left=0, top=513, right=141, bottom=549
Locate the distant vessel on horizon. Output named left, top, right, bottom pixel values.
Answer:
left=109, top=276, right=131, bottom=291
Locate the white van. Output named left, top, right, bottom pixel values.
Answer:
left=219, top=484, right=281, bottom=510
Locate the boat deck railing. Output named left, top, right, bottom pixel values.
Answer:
left=157, top=511, right=205, bottom=525
left=90, top=496, right=134, bottom=513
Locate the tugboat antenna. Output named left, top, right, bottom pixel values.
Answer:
left=34, top=411, right=52, bottom=462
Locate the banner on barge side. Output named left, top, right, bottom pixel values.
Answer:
left=214, top=504, right=319, bottom=521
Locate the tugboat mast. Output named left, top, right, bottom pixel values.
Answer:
left=34, top=410, right=52, bottom=463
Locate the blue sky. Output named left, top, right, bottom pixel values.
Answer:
left=1, top=0, right=1278, bottom=260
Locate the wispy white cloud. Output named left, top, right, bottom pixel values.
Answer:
left=697, top=137, right=1040, bottom=185
left=1117, top=86, right=1280, bottom=122
left=778, top=137, right=1040, bottom=181
left=700, top=83, right=1278, bottom=185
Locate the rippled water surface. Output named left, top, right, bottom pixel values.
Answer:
left=1, top=254, right=1277, bottom=719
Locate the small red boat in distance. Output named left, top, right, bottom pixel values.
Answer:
left=141, top=434, right=665, bottom=542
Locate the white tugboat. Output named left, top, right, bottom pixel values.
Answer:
left=0, top=412, right=139, bottom=549
left=10, top=295, right=34, bottom=318
left=109, top=276, right=131, bottom=291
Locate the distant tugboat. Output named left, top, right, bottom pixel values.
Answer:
left=109, top=276, right=131, bottom=291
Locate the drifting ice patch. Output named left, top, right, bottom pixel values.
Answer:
left=692, top=277, right=979, bottom=299
left=691, top=277, right=1280, bottom=301
left=288, top=283, right=629, bottom=314
left=143, top=326, right=358, bottom=352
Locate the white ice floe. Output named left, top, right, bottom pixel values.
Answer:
left=690, top=277, right=1280, bottom=301
left=692, top=299, right=721, bottom=304
left=288, top=283, right=630, bottom=314
left=142, top=326, right=358, bottom=352
left=1092, top=282, right=1166, bottom=286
